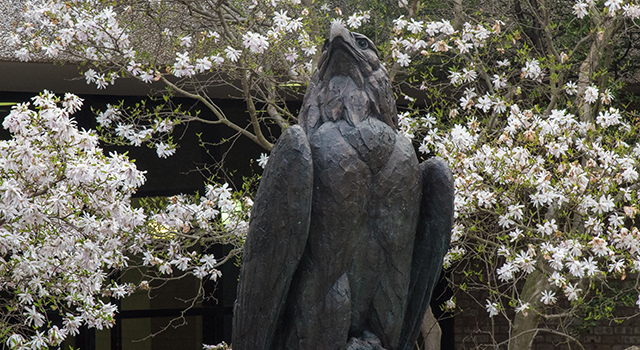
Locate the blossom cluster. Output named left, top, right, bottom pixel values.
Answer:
left=145, top=182, right=251, bottom=273
left=0, top=92, right=248, bottom=349
left=390, top=17, right=492, bottom=67
left=10, top=0, right=336, bottom=85
left=95, top=103, right=178, bottom=158
left=423, top=103, right=639, bottom=318
left=12, top=3, right=130, bottom=64
left=0, top=91, right=145, bottom=349
left=138, top=182, right=250, bottom=280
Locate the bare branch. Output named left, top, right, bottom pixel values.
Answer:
left=160, top=75, right=271, bottom=149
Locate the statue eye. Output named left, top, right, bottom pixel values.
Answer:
left=356, top=39, right=369, bottom=49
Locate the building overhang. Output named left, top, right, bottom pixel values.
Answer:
left=0, top=60, right=154, bottom=96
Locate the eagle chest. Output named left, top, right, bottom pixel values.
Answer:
left=305, top=116, right=422, bottom=278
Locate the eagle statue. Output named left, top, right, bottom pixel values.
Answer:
left=232, top=22, right=454, bottom=350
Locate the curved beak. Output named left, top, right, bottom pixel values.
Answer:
left=330, top=22, right=350, bottom=43
left=319, top=22, right=361, bottom=81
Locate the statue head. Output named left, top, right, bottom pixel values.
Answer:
left=298, top=23, right=398, bottom=135
left=317, top=22, right=382, bottom=84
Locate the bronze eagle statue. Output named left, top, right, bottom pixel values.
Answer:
left=232, top=23, right=454, bottom=350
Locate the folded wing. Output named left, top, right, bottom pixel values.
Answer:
left=232, top=126, right=313, bottom=350
left=399, top=156, right=455, bottom=350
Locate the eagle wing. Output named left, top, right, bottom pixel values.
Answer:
left=399, top=156, right=455, bottom=350
left=232, top=125, right=313, bottom=350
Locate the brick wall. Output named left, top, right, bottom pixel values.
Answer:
left=452, top=291, right=640, bottom=350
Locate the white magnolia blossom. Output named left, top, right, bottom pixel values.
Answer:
left=242, top=31, right=270, bottom=54
left=515, top=301, right=530, bottom=315
left=397, top=112, right=416, bottom=139
left=346, top=11, right=370, bottom=29
left=406, top=18, right=424, bottom=34
left=565, top=81, right=578, bottom=95
left=273, top=10, right=291, bottom=29
left=257, top=153, right=269, bottom=169
left=444, top=298, right=456, bottom=310
left=173, top=51, right=195, bottom=77
left=393, top=15, right=409, bottom=32
left=584, top=85, right=599, bottom=103
left=449, top=70, right=463, bottom=85
left=623, top=3, right=640, bottom=18
left=573, top=1, right=589, bottom=18
left=605, top=0, right=624, bottom=13
left=540, top=290, right=558, bottom=305
left=485, top=300, right=500, bottom=317
left=225, top=46, right=241, bottom=62
left=521, top=59, right=543, bottom=81
left=396, top=52, right=411, bottom=67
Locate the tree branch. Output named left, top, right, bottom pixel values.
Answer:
left=241, top=73, right=275, bottom=150
left=499, top=327, right=585, bottom=350
left=160, top=76, right=266, bottom=147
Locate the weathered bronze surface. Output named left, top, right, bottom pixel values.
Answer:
left=232, top=23, right=454, bottom=350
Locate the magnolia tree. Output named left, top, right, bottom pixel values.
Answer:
left=7, top=0, right=640, bottom=349
left=391, top=2, right=640, bottom=350
left=0, top=91, right=247, bottom=349
left=423, top=107, right=640, bottom=349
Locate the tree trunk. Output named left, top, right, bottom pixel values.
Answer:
left=508, top=269, right=549, bottom=350
left=577, top=16, right=620, bottom=122
left=418, top=306, right=441, bottom=350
